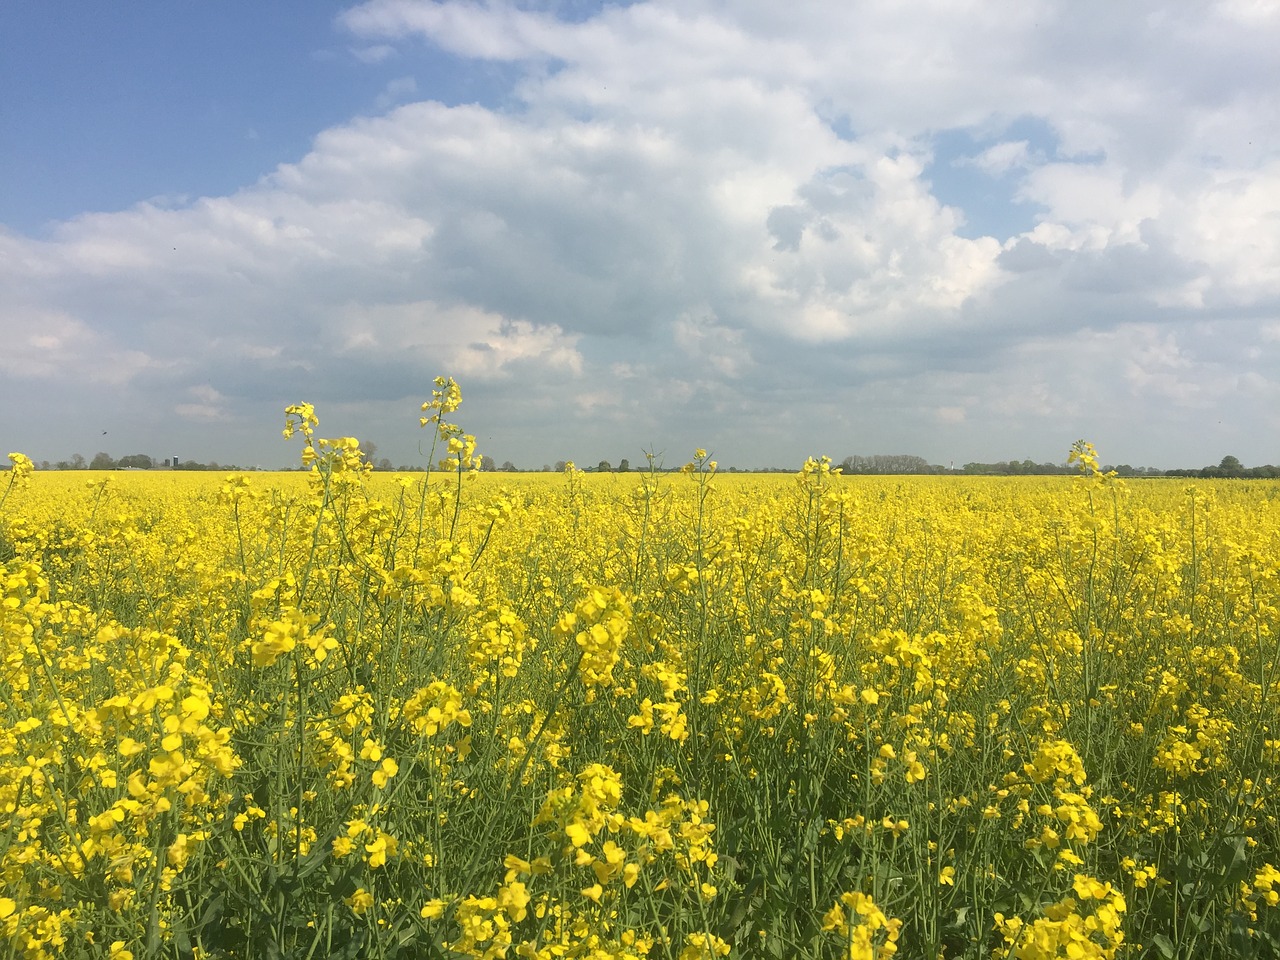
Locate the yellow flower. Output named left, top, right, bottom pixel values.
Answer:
left=881, top=817, right=909, bottom=838
left=1073, top=874, right=1114, bottom=900
left=372, top=757, right=399, bottom=789
left=679, top=932, right=730, bottom=960
left=364, top=830, right=398, bottom=868
left=251, top=607, right=319, bottom=667
left=3, top=452, right=34, bottom=504
left=346, top=888, right=374, bottom=916
left=557, top=820, right=585, bottom=847
left=822, top=891, right=903, bottom=958
left=628, top=699, right=655, bottom=735
left=497, top=880, right=530, bottom=921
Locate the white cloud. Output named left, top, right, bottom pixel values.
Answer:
left=747, top=153, right=1004, bottom=341
left=175, top=385, right=233, bottom=423
left=1178, top=162, right=1280, bottom=301
left=964, top=140, right=1034, bottom=177
left=1122, top=328, right=1200, bottom=404
left=351, top=43, right=398, bottom=64
left=673, top=311, right=752, bottom=378
left=0, top=305, right=156, bottom=385
left=342, top=0, right=565, bottom=61
left=331, top=300, right=581, bottom=378
left=375, top=75, right=419, bottom=111
left=1020, top=163, right=1163, bottom=244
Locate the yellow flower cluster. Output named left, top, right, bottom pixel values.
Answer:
left=994, top=875, right=1126, bottom=959
left=821, top=891, right=902, bottom=959
left=4, top=392, right=1280, bottom=958
left=555, top=585, right=632, bottom=693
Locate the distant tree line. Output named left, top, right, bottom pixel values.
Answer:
left=960, top=459, right=1074, bottom=476
left=33, top=453, right=260, bottom=471
left=840, top=454, right=945, bottom=475
left=11, top=451, right=1279, bottom=479
left=1163, top=455, right=1280, bottom=479
left=956, top=454, right=1279, bottom=478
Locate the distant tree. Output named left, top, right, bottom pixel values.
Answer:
left=1219, top=455, right=1243, bottom=475
left=117, top=454, right=154, bottom=470
left=840, top=453, right=937, bottom=475
left=363, top=441, right=378, bottom=463
left=598, top=460, right=612, bottom=473
left=617, top=458, right=631, bottom=472
left=542, top=464, right=552, bottom=472
left=500, top=460, right=517, bottom=472
left=71, top=454, right=86, bottom=469
left=554, top=461, right=567, bottom=473
left=480, top=455, right=496, bottom=472
left=90, top=452, right=115, bottom=470
left=377, top=458, right=393, bottom=471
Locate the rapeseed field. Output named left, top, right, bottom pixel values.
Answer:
left=2, top=380, right=1279, bottom=959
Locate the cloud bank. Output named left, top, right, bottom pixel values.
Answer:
left=3, top=0, right=1279, bottom=468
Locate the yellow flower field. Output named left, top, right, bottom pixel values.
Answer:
left=3, top=383, right=1279, bottom=959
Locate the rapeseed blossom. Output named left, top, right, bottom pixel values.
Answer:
left=3, top=398, right=1279, bottom=958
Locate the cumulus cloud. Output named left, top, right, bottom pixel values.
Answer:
left=3, top=0, right=1279, bottom=468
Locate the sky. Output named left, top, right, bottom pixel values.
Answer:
left=3, top=0, right=1279, bottom=471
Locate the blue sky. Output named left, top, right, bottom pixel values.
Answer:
left=1, top=1, right=508, bottom=231
left=3, top=0, right=1279, bottom=470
